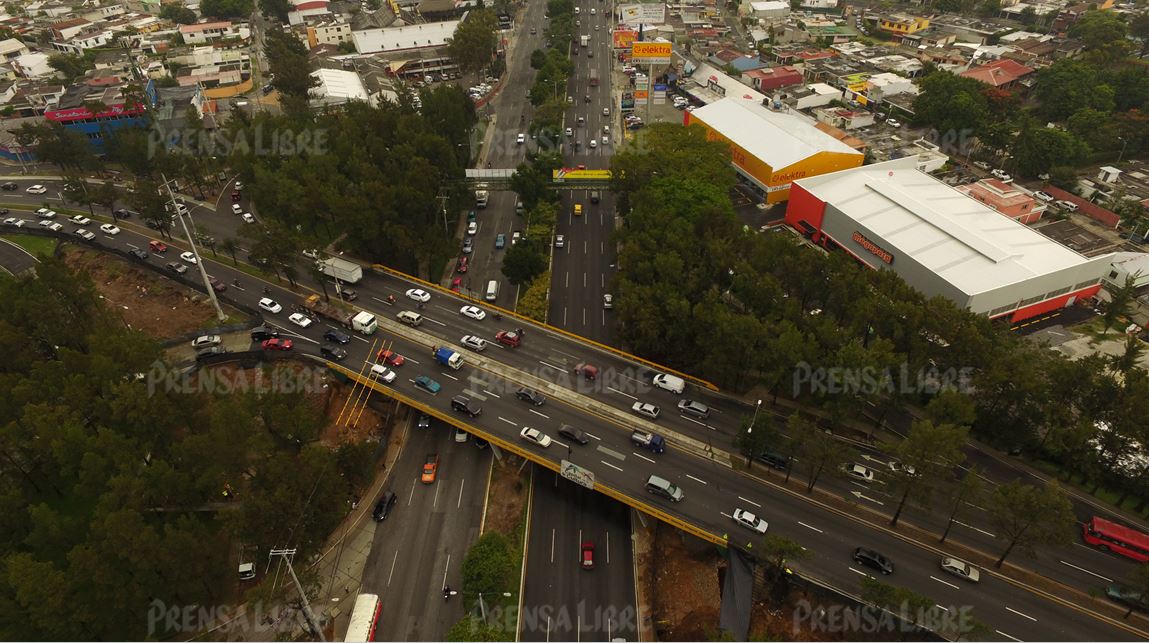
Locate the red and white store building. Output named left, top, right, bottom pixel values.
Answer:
left=785, top=159, right=1113, bottom=323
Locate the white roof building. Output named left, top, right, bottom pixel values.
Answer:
left=310, top=68, right=372, bottom=107
left=351, top=20, right=459, bottom=55
left=786, top=158, right=1112, bottom=321
left=692, top=98, right=859, bottom=169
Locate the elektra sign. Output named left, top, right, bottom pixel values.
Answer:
left=852, top=231, right=893, bottom=265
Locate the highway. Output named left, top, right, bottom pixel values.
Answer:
left=360, top=414, right=492, bottom=641
left=1, top=198, right=1147, bottom=639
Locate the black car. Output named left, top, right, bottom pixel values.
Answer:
left=450, top=395, right=482, bottom=417
left=558, top=424, right=589, bottom=445
left=128, top=248, right=150, bottom=261
left=320, top=344, right=348, bottom=361
left=196, top=346, right=228, bottom=359
left=417, top=414, right=431, bottom=430
left=324, top=329, right=351, bottom=344
left=0, top=181, right=16, bottom=190
left=250, top=325, right=279, bottom=341
left=337, top=288, right=358, bottom=301
left=853, top=547, right=894, bottom=575
left=474, top=437, right=489, bottom=449
left=516, top=387, right=546, bottom=406
left=372, top=491, right=397, bottom=521
left=113, top=208, right=134, bottom=218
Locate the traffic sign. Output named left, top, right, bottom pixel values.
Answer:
left=561, top=460, right=595, bottom=490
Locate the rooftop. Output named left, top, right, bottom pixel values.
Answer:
left=351, top=20, right=458, bottom=54
left=793, top=158, right=1096, bottom=296
left=959, top=58, right=1034, bottom=87
left=690, top=97, right=862, bottom=170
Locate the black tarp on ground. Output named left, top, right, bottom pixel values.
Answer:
left=719, top=547, right=755, bottom=641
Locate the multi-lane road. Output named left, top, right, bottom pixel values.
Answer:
left=2, top=202, right=1144, bottom=639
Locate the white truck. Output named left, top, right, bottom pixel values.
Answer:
left=580, top=35, right=589, bottom=47
left=475, top=183, right=489, bottom=208
left=317, top=257, right=363, bottom=284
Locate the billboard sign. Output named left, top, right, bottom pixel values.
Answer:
left=618, top=3, right=667, bottom=25
left=553, top=168, right=613, bottom=181
left=613, top=29, right=638, bottom=49
left=631, top=41, right=672, bottom=65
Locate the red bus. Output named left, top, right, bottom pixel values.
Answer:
left=344, top=593, right=382, bottom=642
left=1082, top=516, right=1149, bottom=563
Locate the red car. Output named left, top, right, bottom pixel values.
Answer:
left=377, top=349, right=406, bottom=366
left=148, top=239, right=168, bottom=253
left=450, top=277, right=462, bottom=292
left=456, top=256, right=469, bottom=273
left=580, top=541, right=594, bottom=569
left=495, top=330, right=522, bottom=347
left=230, top=190, right=241, bottom=203
left=574, top=362, right=598, bottom=381
left=261, top=338, right=293, bottom=351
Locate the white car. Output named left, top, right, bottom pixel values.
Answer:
left=35, top=208, right=55, bottom=219
left=940, top=557, right=980, bottom=583
left=991, top=169, right=1012, bottom=181
left=191, top=335, right=221, bottom=349
left=241, top=212, right=255, bottom=224
left=843, top=463, right=875, bottom=483
left=973, top=161, right=991, bottom=170
left=1033, top=191, right=1054, bottom=202
left=3, top=217, right=23, bottom=227
left=565, top=127, right=574, bottom=137
left=406, top=288, right=431, bottom=303
left=99, top=223, right=120, bottom=235
left=37, top=219, right=53, bottom=228
left=461, top=334, right=487, bottom=351
left=370, top=364, right=397, bottom=383
left=75, top=228, right=95, bottom=240
left=460, top=305, right=486, bottom=321
left=589, top=139, right=597, bottom=148
left=590, top=7, right=596, bottom=13
left=555, top=234, right=565, bottom=248
left=602, top=135, right=609, bottom=145
left=232, top=204, right=243, bottom=215
left=517, top=133, right=525, bottom=144
left=47, top=222, right=63, bottom=232
left=288, top=312, right=313, bottom=327
left=258, top=297, right=283, bottom=314
left=603, top=294, right=613, bottom=309
left=733, top=508, right=769, bottom=534
left=466, top=221, right=478, bottom=235
left=520, top=427, right=553, bottom=448
left=179, top=251, right=198, bottom=264
left=603, top=107, right=609, bottom=116
left=886, top=119, right=901, bottom=128
left=887, top=460, right=917, bottom=476
left=632, top=402, right=660, bottom=420
left=25, top=184, right=46, bottom=194
left=70, top=215, right=91, bottom=226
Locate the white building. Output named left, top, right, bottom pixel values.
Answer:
left=351, top=20, right=459, bottom=55
left=0, top=39, right=29, bottom=62
left=744, top=0, right=790, bottom=21
left=12, top=52, right=53, bottom=78
left=1104, top=253, right=1149, bottom=290
left=310, top=68, right=372, bottom=107
left=865, top=72, right=917, bottom=101
left=800, top=0, right=838, bottom=8
left=179, top=21, right=251, bottom=45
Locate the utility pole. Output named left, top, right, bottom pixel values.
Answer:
left=161, top=173, right=227, bottom=322
left=270, top=548, right=327, bottom=641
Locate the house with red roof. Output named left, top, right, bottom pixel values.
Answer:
left=959, top=58, right=1034, bottom=90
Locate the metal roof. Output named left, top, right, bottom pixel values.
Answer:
left=690, top=97, right=862, bottom=170
left=794, top=158, right=1095, bottom=296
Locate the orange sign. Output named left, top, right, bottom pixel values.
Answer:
left=613, top=29, right=638, bottom=49
left=631, top=42, right=672, bottom=64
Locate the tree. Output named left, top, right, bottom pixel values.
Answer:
left=219, top=237, right=240, bottom=265
left=940, top=467, right=985, bottom=543
left=985, top=480, right=1075, bottom=568
left=759, top=534, right=808, bottom=579
left=446, top=616, right=505, bottom=641
left=1033, top=59, right=1114, bottom=122
left=734, top=411, right=775, bottom=467
left=790, top=414, right=847, bottom=493
left=1013, top=125, right=1090, bottom=177
left=263, top=28, right=317, bottom=100
left=90, top=182, right=121, bottom=221
left=21, top=122, right=95, bottom=172
left=1118, top=564, right=1149, bottom=619
left=61, top=174, right=96, bottom=217
left=461, top=532, right=514, bottom=596
left=47, top=52, right=94, bottom=82
left=501, top=243, right=547, bottom=286
left=259, top=0, right=290, bottom=21
left=1102, top=275, right=1137, bottom=336
left=200, top=0, right=254, bottom=18
left=910, top=72, right=990, bottom=137
left=447, top=9, right=499, bottom=77
left=1019, top=5, right=1037, bottom=26
left=1132, top=13, right=1149, bottom=57
left=159, top=4, right=197, bottom=23
left=1069, top=10, right=1133, bottom=64
left=924, top=389, right=976, bottom=428
left=888, top=420, right=967, bottom=527
left=858, top=577, right=934, bottom=623
left=530, top=48, right=547, bottom=69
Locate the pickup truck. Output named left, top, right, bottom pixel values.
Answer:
left=631, top=429, right=666, bottom=454
left=434, top=346, right=464, bottom=370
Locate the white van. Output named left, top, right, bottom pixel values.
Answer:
left=396, top=310, right=423, bottom=326
left=652, top=373, right=685, bottom=394
left=485, top=280, right=499, bottom=301
left=1055, top=199, right=1079, bottom=212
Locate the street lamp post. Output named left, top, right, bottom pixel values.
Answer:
left=1118, top=137, right=1128, bottom=164
left=746, top=399, right=762, bottom=467
left=477, top=592, right=513, bottom=624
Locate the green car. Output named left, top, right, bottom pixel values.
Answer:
left=467, top=210, right=477, bottom=222
left=414, top=375, right=441, bottom=394
left=1107, top=584, right=1149, bottom=612
left=495, top=233, right=506, bottom=249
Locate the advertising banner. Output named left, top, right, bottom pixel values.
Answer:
left=630, top=41, right=672, bottom=65
left=613, top=29, right=638, bottom=49
left=553, top=168, right=613, bottom=181
left=618, top=3, right=667, bottom=25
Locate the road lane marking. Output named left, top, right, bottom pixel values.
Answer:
left=482, top=389, right=502, bottom=398
left=440, top=553, right=451, bottom=590
left=1005, top=607, right=1036, bottom=622
left=586, top=432, right=601, bottom=441
left=1059, top=560, right=1112, bottom=582
left=798, top=521, right=823, bottom=533
left=631, top=452, right=654, bottom=464
left=441, top=373, right=459, bottom=381
left=607, top=386, right=637, bottom=400
left=498, top=416, right=518, bottom=426
left=935, top=604, right=949, bottom=611
left=550, top=528, right=556, bottom=563
left=529, top=409, right=550, bottom=419
left=456, top=477, right=466, bottom=508
left=685, top=474, right=707, bottom=485
left=600, top=460, right=623, bottom=472
left=929, top=576, right=960, bottom=590
left=598, top=446, right=624, bottom=460
left=737, top=496, right=761, bottom=508
left=680, top=415, right=708, bottom=427
left=953, top=520, right=995, bottom=537
left=995, top=630, right=1023, bottom=642
left=847, top=567, right=868, bottom=577
left=539, top=360, right=566, bottom=371
left=386, top=550, right=399, bottom=586
left=424, top=316, right=447, bottom=327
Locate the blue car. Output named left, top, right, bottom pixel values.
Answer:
left=415, top=375, right=441, bottom=394
left=495, top=233, right=506, bottom=249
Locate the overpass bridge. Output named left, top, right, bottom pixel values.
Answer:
left=460, top=168, right=612, bottom=190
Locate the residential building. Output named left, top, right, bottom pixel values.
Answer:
left=743, top=65, right=804, bottom=91
left=958, top=178, right=1048, bottom=224
left=814, top=106, right=874, bottom=129
left=179, top=21, right=250, bottom=45
left=865, top=72, right=916, bottom=101
left=878, top=14, right=929, bottom=36
left=959, top=58, right=1035, bottom=89
left=305, top=17, right=353, bottom=48
left=0, top=39, right=29, bottom=62
left=742, top=0, right=789, bottom=22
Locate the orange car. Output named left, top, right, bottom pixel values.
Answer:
left=421, top=453, right=440, bottom=484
